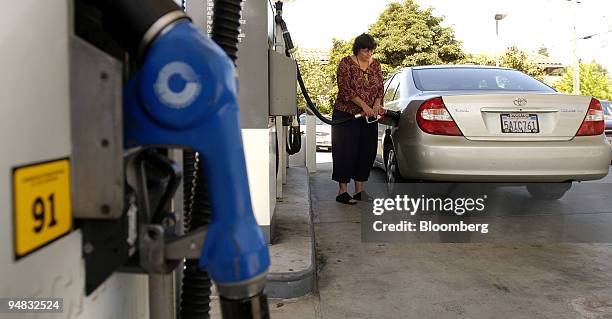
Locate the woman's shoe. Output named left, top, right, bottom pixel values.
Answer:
left=336, top=192, right=357, bottom=205
left=352, top=191, right=373, bottom=202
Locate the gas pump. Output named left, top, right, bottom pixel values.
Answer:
left=75, top=0, right=270, bottom=317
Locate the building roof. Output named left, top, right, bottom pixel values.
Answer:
left=525, top=51, right=565, bottom=68
left=466, top=49, right=565, bottom=69
left=296, top=48, right=330, bottom=63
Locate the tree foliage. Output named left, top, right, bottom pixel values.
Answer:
left=554, top=62, right=612, bottom=100
left=460, top=53, right=496, bottom=66
left=368, top=0, right=464, bottom=77
left=317, top=0, right=465, bottom=108
left=461, top=46, right=544, bottom=79
left=500, top=46, right=544, bottom=79
left=295, top=0, right=477, bottom=111
left=295, top=52, right=334, bottom=114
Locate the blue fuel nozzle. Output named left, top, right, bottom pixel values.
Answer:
left=123, top=20, right=270, bottom=287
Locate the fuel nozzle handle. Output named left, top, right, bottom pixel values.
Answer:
left=354, top=108, right=401, bottom=119
left=274, top=1, right=295, bottom=55
left=122, top=17, right=270, bottom=315
left=381, top=109, right=401, bottom=121
left=354, top=109, right=401, bottom=125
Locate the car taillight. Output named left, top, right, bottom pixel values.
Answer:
left=576, top=98, right=605, bottom=136
left=416, top=97, right=463, bottom=136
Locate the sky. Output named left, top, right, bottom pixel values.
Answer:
left=282, top=0, right=612, bottom=71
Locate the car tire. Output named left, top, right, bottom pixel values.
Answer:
left=385, top=148, right=405, bottom=194
left=526, top=183, right=572, bottom=200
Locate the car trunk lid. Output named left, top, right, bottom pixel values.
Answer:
left=441, top=93, right=592, bottom=141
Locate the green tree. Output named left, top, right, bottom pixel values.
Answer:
left=461, top=46, right=544, bottom=79
left=460, top=53, right=496, bottom=66
left=368, top=0, right=464, bottom=77
left=500, top=46, right=544, bottom=79
left=554, top=62, right=612, bottom=100
left=295, top=52, right=335, bottom=115
left=298, top=0, right=466, bottom=111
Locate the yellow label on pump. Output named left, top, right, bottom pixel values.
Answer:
left=13, top=159, right=72, bottom=258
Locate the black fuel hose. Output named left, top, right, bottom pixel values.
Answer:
left=296, top=64, right=357, bottom=125
left=286, top=124, right=301, bottom=155
left=181, top=0, right=245, bottom=317
left=210, top=0, right=242, bottom=64
left=220, top=294, right=270, bottom=318
left=273, top=3, right=374, bottom=126
left=272, top=1, right=301, bottom=156
left=180, top=152, right=213, bottom=319
left=182, top=2, right=270, bottom=319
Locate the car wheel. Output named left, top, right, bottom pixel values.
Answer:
left=526, top=183, right=572, bottom=200
left=386, top=148, right=404, bottom=194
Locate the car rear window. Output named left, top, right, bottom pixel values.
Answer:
left=412, top=68, right=555, bottom=92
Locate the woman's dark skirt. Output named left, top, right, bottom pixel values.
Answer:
left=331, top=109, right=378, bottom=183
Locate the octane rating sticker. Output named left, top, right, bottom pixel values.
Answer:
left=13, top=159, right=72, bottom=258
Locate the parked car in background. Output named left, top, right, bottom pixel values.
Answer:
left=376, top=65, right=611, bottom=199
left=299, top=113, right=332, bottom=151
left=601, top=100, right=612, bottom=145
left=601, top=100, right=612, bottom=163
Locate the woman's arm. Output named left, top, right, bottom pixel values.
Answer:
left=351, top=96, right=375, bottom=116
left=372, top=61, right=385, bottom=115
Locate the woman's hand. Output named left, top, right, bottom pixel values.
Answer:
left=373, top=97, right=384, bottom=116
left=373, top=104, right=383, bottom=117
left=362, top=105, right=375, bottom=117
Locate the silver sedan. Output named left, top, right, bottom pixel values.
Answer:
left=375, top=65, right=611, bottom=199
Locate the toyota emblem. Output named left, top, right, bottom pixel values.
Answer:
left=513, top=98, right=527, bottom=106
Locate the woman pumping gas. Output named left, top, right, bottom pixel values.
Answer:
left=332, top=33, right=384, bottom=205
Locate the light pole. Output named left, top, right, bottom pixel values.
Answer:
left=568, top=0, right=581, bottom=94
left=495, top=14, right=507, bottom=67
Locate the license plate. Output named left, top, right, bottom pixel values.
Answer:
left=13, top=159, right=72, bottom=258
left=500, top=113, right=539, bottom=133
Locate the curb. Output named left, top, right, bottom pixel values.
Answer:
left=265, top=167, right=316, bottom=299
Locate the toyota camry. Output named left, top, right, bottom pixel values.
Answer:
left=376, top=65, right=611, bottom=199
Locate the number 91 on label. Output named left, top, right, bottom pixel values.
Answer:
left=12, top=159, right=72, bottom=258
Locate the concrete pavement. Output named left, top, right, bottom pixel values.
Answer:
left=214, top=153, right=612, bottom=318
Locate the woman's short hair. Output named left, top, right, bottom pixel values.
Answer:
left=352, top=33, right=377, bottom=56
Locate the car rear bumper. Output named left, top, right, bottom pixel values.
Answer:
left=316, top=137, right=331, bottom=148
left=396, top=135, right=611, bottom=182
